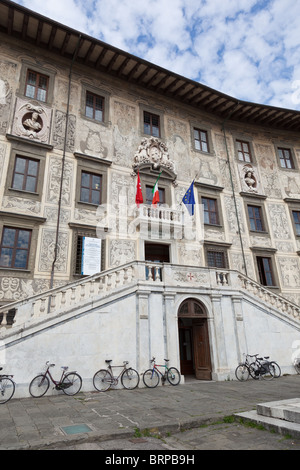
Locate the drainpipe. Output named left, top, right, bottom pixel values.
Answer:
left=221, top=102, right=248, bottom=277
left=50, top=35, right=82, bottom=291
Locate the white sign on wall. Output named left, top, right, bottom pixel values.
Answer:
left=81, top=237, right=102, bottom=275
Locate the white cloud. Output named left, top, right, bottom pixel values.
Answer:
left=15, top=0, right=300, bottom=109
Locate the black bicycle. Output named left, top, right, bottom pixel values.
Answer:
left=235, top=354, right=259, bottom=381
left=249, top=356, right=276, bottom=380
left=0, top=368, right=15, bottom=404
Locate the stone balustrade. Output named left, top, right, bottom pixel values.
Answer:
left=1, top=261, right=300, bottom=331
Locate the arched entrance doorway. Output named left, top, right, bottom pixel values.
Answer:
left=178, top=298, right=212, bottom=380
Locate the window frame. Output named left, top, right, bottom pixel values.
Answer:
left=24, top=69, right=49, bottom=103
left=191, top=123, right=214, bottom=156
left=233, top=134, right=256, bottom=164
left=81, top=83, right=110, bottom=126
left=85, top=91, right=104, bottom=122
left=70, top=225, right=105, bottom=278
left=247, top=204, right=265, bottom=232
left=204, top=242, right=229, bottom=269
left=0, top=226, right=32, bottom=270
left=292, top=210, right=300, bottom=236
left=139, top=105, right=164, bottom=139
left=5, top=143, right=47, bottom=202
left=143, top=111, right=160, bottom=138
left=236, top=139, right=252, bottom=163
left=278, top=147, right=295, bottom=169
left=18, top=61, right=56, bottom=105
left=251, top=247, right=279, bottom=289
left=256, top=256, right=276, bottom=287
left=80, top=170, right=103, bottom=206
left=74, top=154, right=110, bottom=211
left=11, top=155, right=40, bottom=193
left=274, top=144, right=298, bottom=171
left=194, top=127, right=210, bottom=153
left=202, top=196, right=219, bottom=225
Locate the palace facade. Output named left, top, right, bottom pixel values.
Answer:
left=0, top=1, right=300, bottom=396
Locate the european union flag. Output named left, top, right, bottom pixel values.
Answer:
left=182, top=181, right=195, bottom=215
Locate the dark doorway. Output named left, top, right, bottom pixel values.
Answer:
left=145, top=243, right=170, bottom=280
left=178, top=299, right=212, bottom=380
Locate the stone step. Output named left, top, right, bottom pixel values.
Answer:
left=257, top=398, right=300, bottom=424
left=235, top=398, right=300, bottom=439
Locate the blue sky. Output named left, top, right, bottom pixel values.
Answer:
left=15, top=0, right=300, bottom=110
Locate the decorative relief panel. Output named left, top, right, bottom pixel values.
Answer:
left=38, top=229, right=69, bottom=273
left=78, top=123, right=109, bottom=159
left=0, top=60, right=16, bottom=135
left=194, top=154, right=219, bottom=186
left=278, top=257, right=300, bottom=288
left=0, top=143, right=6, bottom=186
left=224, top=196, right=245, bottom=233
left=113, top=101, right=139, bottom=167
left=0, top=277, right=49, bottom=301
left=11, top=97, right=52, bottom=143
left=52, top=110, right=76, bottom=151
left=2, top=195, right=41, bottom=215
left=109, top=240, right=136, bottom=267
left=133, top=137, right=175, bottom=174
left=282, top=174, right=300, bottom=199
left=46, top=157, right=73, bottom=206
left=268, top=204, right=291, bottom=240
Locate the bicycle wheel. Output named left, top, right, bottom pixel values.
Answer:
left=167, top=367, right=181, bottom=385
left=235, top=364, right=250, bottom=381
left=0, top=377, right=15, bottom=404
left=93, top=369, right=113, bottom=392
left=270, top=361, right=281, bottom=378
left=121, top=368, right=140, bottom=390
left=261, top=363, right=275, bottom=381
left=62, top=372, right=82, bottom=395
left=29, top=375, right=50, bottom=397
left=143, top=369, right=160, bottom=388
left=249, top=362, right=259, bottom=380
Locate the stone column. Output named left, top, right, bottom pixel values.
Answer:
left=210, top=294, right=228, bottom=378
left=231, top=295, right=247, bottom=363
left=137, top=290, right=150, bottom=373
left=163, top=292, right=179, bottom=368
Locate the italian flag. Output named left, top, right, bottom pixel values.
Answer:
left=152, top=172, right=162, bottom=206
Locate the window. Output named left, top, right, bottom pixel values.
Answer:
left=25, top=70, right=49, bottom=102
left=247, top=205, right=264, bottom=232
left=292, top=211, right=300, bottom=236
left=237, top=140, right=252, bottom=162
left=0, top=227, right=31, bottom=269
left=257, top=256, right=275, bottom=286
left=194, top=128, right=209, bottom=152
left=12, top=156, right=39, bottom=193
left=80, top=171, right=102, bottom=205
left=278, top=148, right=295, bottom=169
left=85, top=91, right=104, bottom=122
left=202, top=197, right=219, bottom=225
left=146, top=185, right=165, bottom=205
left=207, top=250, right=226, bottom=268
left=144, top=111, right=160, bottom=137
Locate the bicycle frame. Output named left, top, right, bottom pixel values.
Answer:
left=42, top=363, right=70, bottom=387
left=150, top=359, right=169, bottom=380
left=106, top=361, right=129, bottom=384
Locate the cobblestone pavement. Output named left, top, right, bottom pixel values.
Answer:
left=1, top=375, right=300, bottom=451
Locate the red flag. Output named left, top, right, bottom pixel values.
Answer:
left=135, top=171, right=143, bottom=206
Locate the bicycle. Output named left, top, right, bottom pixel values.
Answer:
left=235, top=354, right=259, bottom=381
left=294, top=358, right=300, bottom=375
left=249, top=356, right=276, bottom=380
left=29, top=362, right=82, bottom=397
left=143, top=357, right=181, bottom=388
left=93, top=360, right=140, bottom=392
left=0, top=368, right=15, bottom=404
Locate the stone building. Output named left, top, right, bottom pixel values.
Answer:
left=0, top=1, right=300, bottom=396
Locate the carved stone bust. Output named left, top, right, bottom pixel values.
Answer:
left=11, top=97, right=52, bottom=143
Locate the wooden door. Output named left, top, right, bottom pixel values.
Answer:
left=179, top=320, right=194, bottom=375
left=193, top=319, right=212, bottom=380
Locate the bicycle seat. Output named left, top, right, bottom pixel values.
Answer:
left=123, top=361, right=129, bottom=365
left=164, top=359, right=169, bottom=362
left=61, top=366, right=68, bottom=371
left=264, top=356, right=270, bottom=359
left=105, top=360, right=112, bottom=364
